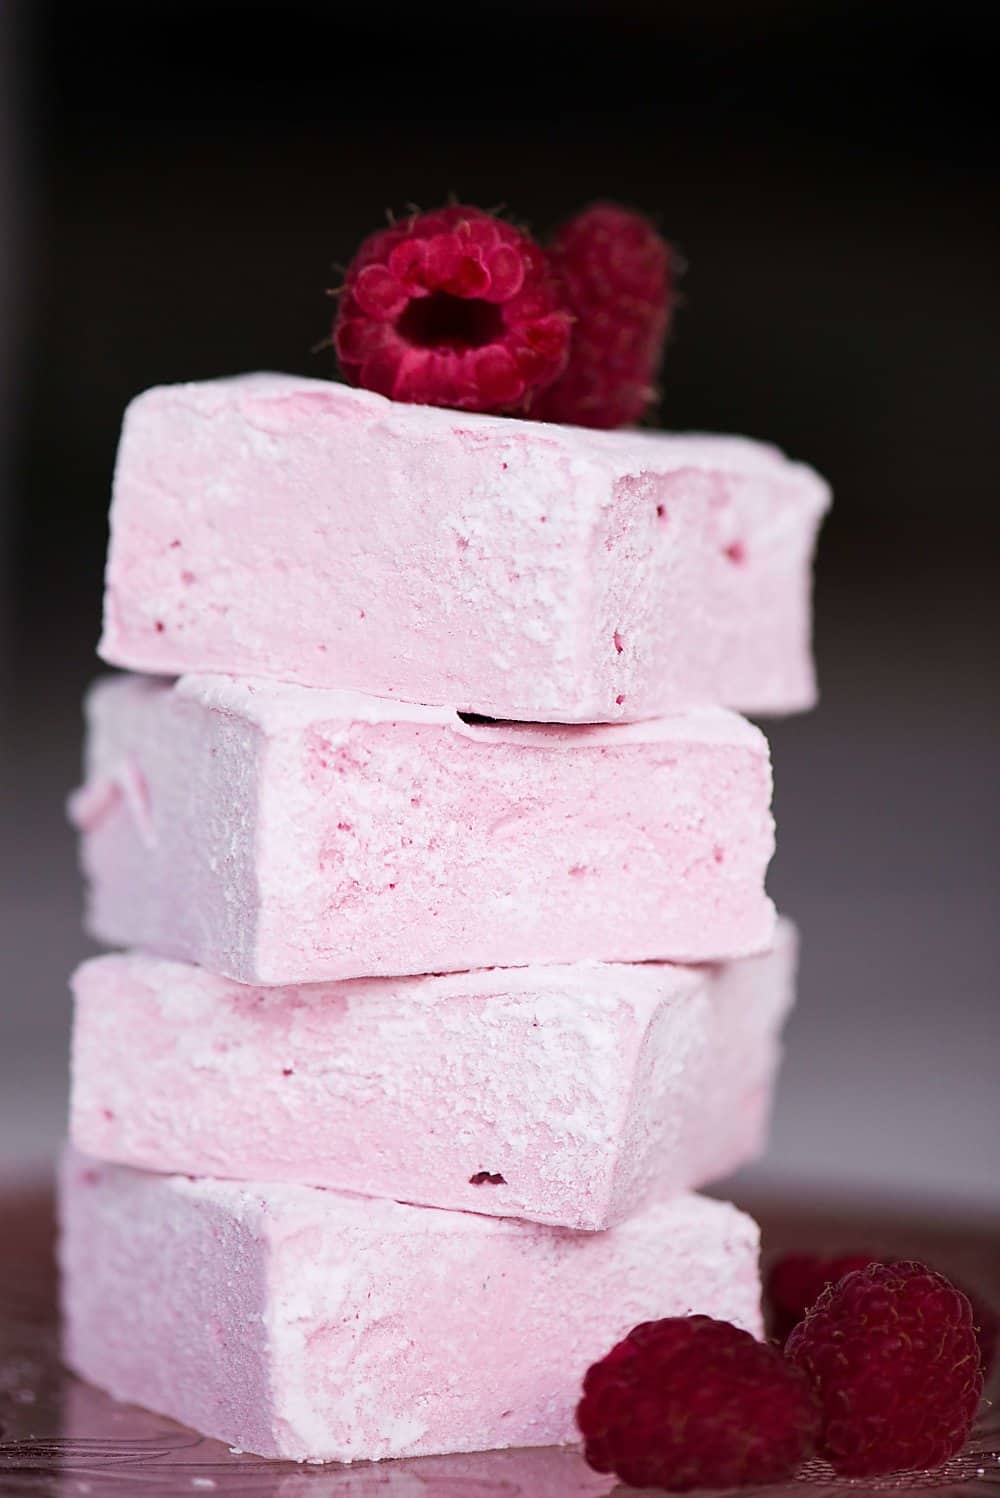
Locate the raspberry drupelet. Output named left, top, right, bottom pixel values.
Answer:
left=334, top=205, right=573, bottom=415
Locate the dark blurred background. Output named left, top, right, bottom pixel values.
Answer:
left=1, top=1, right=997, bottom=1210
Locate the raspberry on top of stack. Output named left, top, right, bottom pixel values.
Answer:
left=98, top=202, right=828, bottom=724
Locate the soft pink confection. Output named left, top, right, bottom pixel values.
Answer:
left=99, top=375, right=829, bottom=723
left=60, top=1151, right=763, bottom=1463
left=70, top=923, right=795, bottom=1229
left=70, top=673, right=775, bottom=983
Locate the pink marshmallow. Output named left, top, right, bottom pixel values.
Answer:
left=99, top=375, right=829, bottom=723
left=70, top=924, right=795, bottom=1229
left=70, top=674, right=776, bottom=983
left=59, top=1151, right=762, bottom=1463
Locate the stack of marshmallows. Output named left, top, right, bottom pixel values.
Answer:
left=61, top=374, right=829, bottom=1465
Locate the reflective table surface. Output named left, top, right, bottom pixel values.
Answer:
left=2, top=1181, right=997, bottom=1496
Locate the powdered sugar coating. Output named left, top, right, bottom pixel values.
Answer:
left=70, top=673, right=776, bottom=983
left=70, top=923, right=795, bottom=1228
left=59, top=1152, right=763, bottom=1463
left=99, top=375, right=829, bottom=722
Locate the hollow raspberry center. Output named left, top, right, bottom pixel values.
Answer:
left=397, top=293, right=504, bottom=352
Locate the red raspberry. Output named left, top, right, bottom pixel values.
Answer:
left=577, top=1316, right=821, bottom=1491
left=333, top=205, right=572, bottom=415
left=767, top=1252, right=998, bottom=1375
left=532, top=202, right=676, bottom=430
left=767, top=1253, right=878, bottom=1345
left=786, top=1260, right=984, bottom=1476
